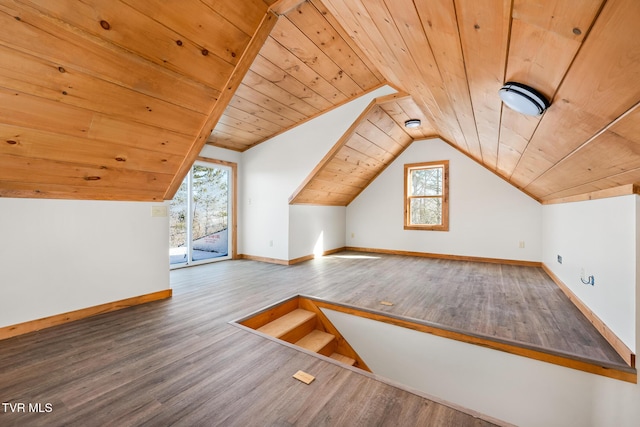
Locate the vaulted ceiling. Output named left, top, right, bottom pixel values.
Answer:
left=208, top=0, right=387, bottom=151
left=289, top=93, right=436, bottom=205
left=1, top=0, right=639, bottom=204
left=0, top=0, right=276, bottom=200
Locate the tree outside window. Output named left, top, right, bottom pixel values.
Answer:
left=404, top=161, right=449, bottom=231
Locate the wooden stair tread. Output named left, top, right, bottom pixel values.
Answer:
left=295, top=330, right=335, bottom=353
left=330, top=352, right=356, bottom=366
left=257, top=309, right=316, bottom=338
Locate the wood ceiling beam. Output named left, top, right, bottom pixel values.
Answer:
left=269, top=0, right=307, bottom=15
left=164, top=10, right=278, bottom=200
left=526, top=100, right=640, bottom=198
left=542, top=183, right=640, bottom=205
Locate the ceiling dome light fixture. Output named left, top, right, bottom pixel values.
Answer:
left=499, top=82, right=550, bottom=116
left=404, top=119, right=421, bottom=128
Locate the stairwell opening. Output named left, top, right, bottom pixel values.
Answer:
left=231, top=295, right=370, bottom=372
left=231, top=294, right=636, bottom=383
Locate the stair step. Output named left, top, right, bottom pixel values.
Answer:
left=330, top=352, right=356, bottom=366
left=257, top=309, right=316, bottom=342
left=295, top=330, right=336, bottom=356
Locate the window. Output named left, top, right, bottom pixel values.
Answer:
left=404, top=161, right=449, bottom=231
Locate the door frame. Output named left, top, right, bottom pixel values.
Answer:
left=170, top=157, right=237, bottom=269
left=196, top=156, right=237, bottom=260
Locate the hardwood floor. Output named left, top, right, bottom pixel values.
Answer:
left=0, top=252, right=628, bottom=426
left=311, top=254, right=625, bottom=366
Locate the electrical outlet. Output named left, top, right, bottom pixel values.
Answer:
left=557, top=255, right=562, bottom=264
left=518, top=241, right=525, bottom=249
left=269, top=240, right=273, bottom=247
left=351, top=232, right=355, bottom=238
left=151, top=205, right=167, bottom=217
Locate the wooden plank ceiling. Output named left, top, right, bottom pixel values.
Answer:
left=314, top=0, right=640, bottom=203
left=0, top=0, right=275, bottom=201
left=213, top=0, right=640, bottom=204
left=290, top=93, right=435, bottom=205
left=1, top=0, right=639, bottom=204
left=207, top=0, right=386, bottom=151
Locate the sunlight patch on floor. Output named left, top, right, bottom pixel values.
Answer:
left=331, top=255, right=381, bottom=260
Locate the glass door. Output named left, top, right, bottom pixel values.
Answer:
left=170, top=161, right=231, bottom=268
left=169, top=177, right=189, bottom=265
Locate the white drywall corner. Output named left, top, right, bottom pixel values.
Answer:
left=241, top=85, right=396, bottom=260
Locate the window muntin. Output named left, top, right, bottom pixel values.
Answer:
left=404, top=161, right=449, bottom=231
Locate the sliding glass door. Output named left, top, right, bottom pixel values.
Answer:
left=169, top=176, right=189, bottom=265
left=170, top=161, right=231, bottom=267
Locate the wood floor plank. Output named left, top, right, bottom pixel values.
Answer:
left=0, top=251, right=628, bottom=426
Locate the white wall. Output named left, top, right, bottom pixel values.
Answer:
left=346, top=138, right=542, bottom=262
left=323, top=308, right=640, bottom=427
left=0, top=198, right=170, bottom=328
left=288, top=205, right=346, bottom=259
left=241, top=86, right=395, bottom=261
left=542, top=196, right=637, bottom=349
left=199, top=144, right=242, bottom=165
left=325, top=193, right=640, bottom=427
